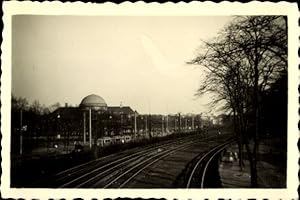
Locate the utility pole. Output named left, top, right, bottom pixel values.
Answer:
left=89, top=107, right=92, bottom=149
left=134, top=111, right=137, bottom=138
left=94, top=112, right=100, bottom=158
left=161, top=115, right=164, bottom=134
left=120, top=102, right=123, bottom=135
left=20, top=109, right=23, bottom=155
left=174, top=117, right=177, bottom=132
left=145, top=115, right=147, bottom=134
left=56, top=114, right=60, bottom=152
left=178, top=113, right=181, bottom=133
left=166, top=115, right=169, bottom=133
left=148, top=114, right=152, bottom=138
left=192, top=115, right=194, bottom=130
left=83, top=111, right=86, bottom=144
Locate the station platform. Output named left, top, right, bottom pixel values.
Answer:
left=219, top=141, right=286, bottom=188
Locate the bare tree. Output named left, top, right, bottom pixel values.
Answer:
left=29, top=100, right=51, bottom=115
left=30, top=100, right=43, bottom=114
left=12, top=95, right=29, bottom=111
left=189, top=16, right=287, bottom=187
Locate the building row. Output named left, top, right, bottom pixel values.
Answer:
left=11, top=94, right=212, bottom=153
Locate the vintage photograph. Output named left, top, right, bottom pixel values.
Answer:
left=1, top=1, right=298, bottom=199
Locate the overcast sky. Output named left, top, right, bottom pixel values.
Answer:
left=12, top=15, right=232, bottom=115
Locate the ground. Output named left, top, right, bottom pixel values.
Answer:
left=219, top=137, right=286, bottom=188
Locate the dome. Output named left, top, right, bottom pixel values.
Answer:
left=80, top=94, right=107, bottom=110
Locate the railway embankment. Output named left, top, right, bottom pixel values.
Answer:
left=219, top=138, right=286, bottom=188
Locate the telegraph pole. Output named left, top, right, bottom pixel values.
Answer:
left=89, top=107, right=92, bottom=149
left=134, top=111, right=137, bottom=138
left=145, top=115, right=147, bottom=134
left=174, top=117, right=177, bottom=133
left=166, top=115, right=169, bottom=133
left=83, top=111, right=86, bottom=144
left=192, top=115, right=194, bottom=131
left=178, top=113, right=181, bottom=133
left=161, top=115, right=164, bottom=134
left=20, top=109, right=23, bottom=155
left=120, top=102, right=123, bottom=135
left=148, top=114, right=152, bottom=138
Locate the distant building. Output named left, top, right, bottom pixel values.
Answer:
left=49, top=94, right=139, bottom=147
left=11, top=93, right=203, bottom=154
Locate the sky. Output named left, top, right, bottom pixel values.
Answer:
left=12, top=15, right=232, bottom=115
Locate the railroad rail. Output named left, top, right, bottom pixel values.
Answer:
left=64, top=136, right=217, bottom=188
left=32, top=133, right=232, bottom=188
left=103, top=139, right=201, bottom=188
left=49, top=134, right=212, bottom=187
left=95, top=135, right=231, bottom=188
left=186, top=138, right=234, bottom=188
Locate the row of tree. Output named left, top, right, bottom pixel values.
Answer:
left=12, top=95, right=61, bottom=114
left=189, top=16, right=287, bottom=187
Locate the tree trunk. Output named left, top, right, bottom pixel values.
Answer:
left=238, top=112, right=246, bottom=169
left=252, top=43, right=259, bottom=187
left=239, top=130, right=244, bottom=169
left=252, top=138, right=258, bottom=187
left=233, top=109, right=243, bottom=170
left=245, top=140, right=256, bottom=187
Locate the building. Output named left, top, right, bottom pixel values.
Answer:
left=50, top=94, right=139, bottom=148
left=11, top=93, right=203, bottom=154
left=80, top=94, right=107, bottom=111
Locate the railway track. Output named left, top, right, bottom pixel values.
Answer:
left=186, top=138, right=234, bottom=188
left=103, top=139, right=200, bottom=188
left=92, top=137, right=231, bottom=188
left=35, top=133, right=232, bottom=188
left=61, top=135, right=220, bottom=188
left=40, top=133, right=209, bottom=187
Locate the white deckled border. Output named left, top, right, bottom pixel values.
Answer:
left=1, top=1, right=299, bottom=199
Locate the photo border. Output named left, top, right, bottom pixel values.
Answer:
left=1, top=1, right=299, bottom=199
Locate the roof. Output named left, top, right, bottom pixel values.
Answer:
left=51, top=107, right=82, bottom=120
left=52, top=106, right=138, bottom=118
left=80, top=94, right=107, bottom=109
left=107, top=106, right=137, bottom=115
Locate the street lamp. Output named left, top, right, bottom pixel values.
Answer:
left=56, top=114, right=61, bottom=151
left=109, top=115, right=112, bottom=136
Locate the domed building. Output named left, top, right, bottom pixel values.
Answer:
left=80, top=94, right=107, bottom=111
left=79, top=94, right=108, bottom=148
left=50, top=93, right=138, bottom=150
